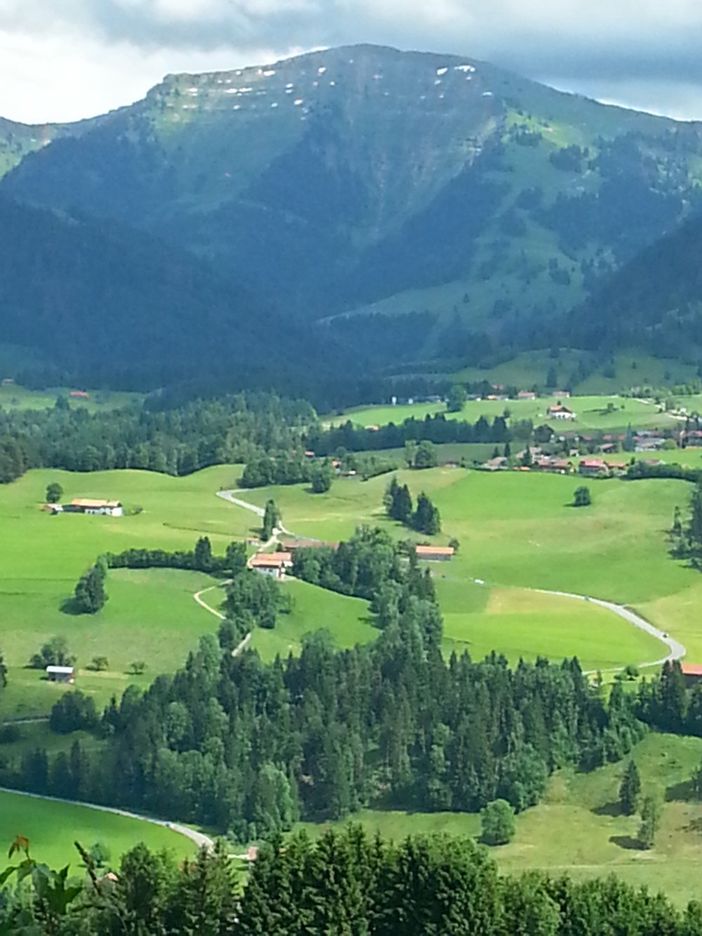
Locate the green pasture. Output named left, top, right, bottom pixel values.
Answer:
left=454, top=350, right=700, bottom=397
left=0, top=466, right=249, bottom=716
left=0, top=790, right=195, bottom=869
left=0, top=384, right=141, bottom=412
left=330, top=393, right=676, bottom=434
left=251, top=579, right=375, bottom=661
left=227, top=465, right=702, bottom=664
left=302, top=733, right=702, bottom=906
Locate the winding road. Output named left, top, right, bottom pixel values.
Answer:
left=216, top=488, right=686, bottom=673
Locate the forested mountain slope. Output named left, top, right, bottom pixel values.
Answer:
left=5, top=43, right=702, bottom=365
left=572, top=213, right=702, bottom=358
left=0, top=196, right=333, bottom=390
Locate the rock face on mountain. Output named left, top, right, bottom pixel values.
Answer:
left=4, top=44, right=702, bottom=374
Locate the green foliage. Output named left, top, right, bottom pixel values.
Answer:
left=414, top=440, right=438, bottom=470
left=45, top=482, right=63, bottom=504
left=262, top=499, right=280, bottom=541
left=573, top=485, right=592, bottom=507
left=49, top=691, right=99, bottom=735
left=90, top=656, right=109, bottom=672
left=638, top=793, right=661, bottom=850
left=413, top=491, right=441, bottom=535
left=310, top=463, right=333, bottom=494
left=73, top=563, right=108, bottom=614
left=480, top=799, right=516, bottom=845
left=618, top=760, right=641, bottom=815
left=446, top=384, right=467, bottom=413
left=29, top=636, right=75, bottom=670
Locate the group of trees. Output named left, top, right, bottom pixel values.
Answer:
left=73, top=560, right=108, bottom=614
left=637, top=660, right=702, bottom=736
left=240, top=452, right=329, bottom=490
left=384, top=478, right=442, bottom=534
left=105, top=537, right=246, bottom=577
left=306, top=412, right=511, bottom=456
left=7, top=828, right=702, bottom=935
left=671, top=481, right=702, bottom=565
left=618, top=760, right=661, bottom=849
left=0, top=391, right=315, bottom=483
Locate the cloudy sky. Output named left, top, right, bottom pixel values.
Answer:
left=2, top=0, right=702, bottom=124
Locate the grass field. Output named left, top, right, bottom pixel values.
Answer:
left=0, top=384, right=141, bottom=412
left=453, top=350, right=700, bottom=397
left=0, top=790, right=195, bottom=868
left=300, top=733, right=702, bottom=906
left=329, top=394, right=677, bottom=434
left=227, top=465, right=702, bottom=666
left=0, top=466, right=251, bottom=717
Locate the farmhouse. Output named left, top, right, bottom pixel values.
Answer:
left=46, top=665, right=75, bottom=684
left=547, top=404, right=576, bottom=421
left=579, top=459, right=609, bottom=477
left=681, top=663, right=702, bottom=686
left=517, top=390, right=537, bottom=400
left=533, top=456, right=574, bottom=474
left=69, top=390, right=90, bottom=399
left=415, top=545, right=455, bottom=561
left=64, top=499, right=123, bottom=517
left=250, top=552, right=293, bottom=579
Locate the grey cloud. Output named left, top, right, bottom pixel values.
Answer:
left=3, top=0, right=702, bottom=118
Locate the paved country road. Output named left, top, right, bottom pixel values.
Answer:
left=0, top=787, right=214, bottom=851
left=217, top=488, right=686, bottom=673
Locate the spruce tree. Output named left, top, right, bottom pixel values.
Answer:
left=637, top=794, right=660, bottom=850
left=618, top=760, right=641, bottom=815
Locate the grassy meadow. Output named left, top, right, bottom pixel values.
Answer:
left=0, top=384, right=140, bottom=412
left=329, top=393, right=677, bottom=434
left=301, top=733, right=702, bottom=906
left=0, top=790, right=195, bottom=868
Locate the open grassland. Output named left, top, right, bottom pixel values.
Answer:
left=301, top=733, right=702, bottom=906
left=453, top=350, right=700, bottom=397
left=0, top=466, right=249, bottom=716
left=330, top=394, right=677, bottom=434
left=251, top=579, right=375, bottom=661
left=0, top=384, right=141, bottom=412
left=230, top=466, right=701, bottom=664
left=0, top=790, right=195, bottom=868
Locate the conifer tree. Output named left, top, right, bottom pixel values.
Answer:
left=619, top=760, right=641, bottom=815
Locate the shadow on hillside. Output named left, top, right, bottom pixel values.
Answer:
left=666, top=779, right=694, bottom=802
left=59, top=597, right=83, bottom=616
left=592, top=801, right=621, bottom=817
left=609, top=835, right=641, bottom=851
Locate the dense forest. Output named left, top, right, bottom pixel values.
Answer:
left=4, top=827, right=702, bottom=933
left=0, top=392, right=315, bottom=483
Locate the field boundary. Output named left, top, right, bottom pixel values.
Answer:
left=0, top=786, right=214, bottom=851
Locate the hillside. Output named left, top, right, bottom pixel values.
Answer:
left=4, top=44, right=702, bottom=369
left=571, top=214, right=702, bottom=361
left=0, top=196, right=334, bottom=390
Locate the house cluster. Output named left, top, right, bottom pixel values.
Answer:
left=578, top=459, right=628, bottom=478
left=48, top=498, right=124, bottom=517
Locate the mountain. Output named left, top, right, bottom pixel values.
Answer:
left=0, top=113, right=104, bottom=179
left=0, top=195, right=338, bottom=391
left=572, top=214, right=702, bottom=363
left=5, top=43, right=702, bottom=372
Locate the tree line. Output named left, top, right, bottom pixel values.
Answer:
left=306, top=412, right=511, bottom=456
left=70, top=538, right=248, bottom=615
left=0, top=391, right=314, bottom=483
left=4, top=827, right=702, bottom=934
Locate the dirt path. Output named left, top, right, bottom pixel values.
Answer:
left=0, top=786, right=214, bottom=851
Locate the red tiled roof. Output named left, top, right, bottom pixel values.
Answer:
left=681, top=663, right=702, bottom=677
left=250, top=552, right=292, bottom=567
left=415, top=545, right=455, bottom=557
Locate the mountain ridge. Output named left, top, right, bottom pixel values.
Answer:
left=4, top=43, right=702, bottom=378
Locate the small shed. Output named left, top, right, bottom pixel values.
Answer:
left=46, top=665, right=75, bottom=684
